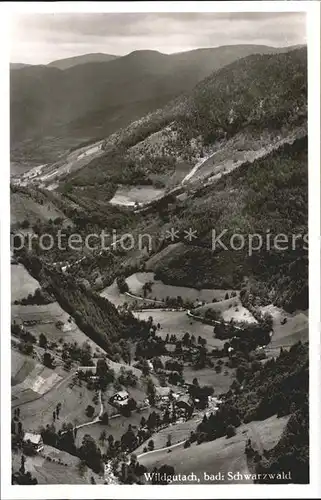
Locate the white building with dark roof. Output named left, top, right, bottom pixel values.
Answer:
left=23, top=432, right=44, bottom=452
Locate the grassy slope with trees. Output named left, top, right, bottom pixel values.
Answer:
left=194, top=341, right=308, bottom=483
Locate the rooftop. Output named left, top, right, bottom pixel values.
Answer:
left=23, top=432, right=42, bottom=445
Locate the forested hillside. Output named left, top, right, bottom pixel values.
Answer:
left=70, top=48, right=306, bottom=188
left=150, top=136, right=308, bottom=312
left=11, top=45, right=304, bottom=166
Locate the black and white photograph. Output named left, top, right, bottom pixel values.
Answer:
left=1, top=1, right=320, bottom=499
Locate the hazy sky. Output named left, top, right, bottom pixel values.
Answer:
left=11, top=12, right=306, bottom=64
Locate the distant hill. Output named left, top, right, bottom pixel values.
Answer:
left=10, top=63, right=32, bottom=70
left=78, top=47, right=307, bottom=183
left=10, top=45, right=301, bottom=163
left=47, top=52, right=119, bottom=70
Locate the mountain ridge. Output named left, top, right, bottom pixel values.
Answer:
left=11, top=44, right=303, bottom=166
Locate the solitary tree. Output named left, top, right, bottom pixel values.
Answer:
left=39, top=333, right=48, bottom=349
left=85, top=405, right=95, bottom=418
left=43, top=352, right=54, bottom=368
left=226, top=425, right=236, bottom=438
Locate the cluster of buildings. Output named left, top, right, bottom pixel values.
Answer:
left=155, top=386, right=194, bottom=417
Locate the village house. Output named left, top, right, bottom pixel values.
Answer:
left=175, top=395, right=194, bottom=418
left=155, top=386, right=171, bottom=401
left=23, top=432, right=44, bottom=452
left=110, top=390, right=129, bottom=408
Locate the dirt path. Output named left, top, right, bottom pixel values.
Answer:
left=124, top=291, right=163, bottom=304
left=137, top=438, right=185, bottom=459
left=182, top=150, right=219, bottom=184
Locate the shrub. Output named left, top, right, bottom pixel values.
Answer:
left=85, top=405, right=95, bottom=418
left=226, top=425, right=236, bottom=438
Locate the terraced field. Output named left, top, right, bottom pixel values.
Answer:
left=12, top=350, right=65, bottom=409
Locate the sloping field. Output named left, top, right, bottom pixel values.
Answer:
left=125, top=272, right=235, bottom=304
left=13, top=370, right=99, bottom=431
left=11, top=263, right=39, bottom=303
left=12, top=351, right=63, bottom=406
left=149, top=160, right=193, bottom=188
left=135, top=415, right=203, bottom=455
left=138, top=415, right=289, bottom=484
left=105, top=358, right=143, bottom=379
left=193, top=296, right=257, bottom=324
left=109, top=185, right=165, bottom=207
left=11, top=301, right=66, bottom=323
left=15, top=365, right=62, bottom=395
left=75, top=407, right=160, bottom=449
left=145, top=243, right=183, bottom=269
left=11, top=300, right=104, bottom=352
left=12, top=446, right=104, bottom=484
left=184, top=364, right=235, bottom=395
left=10, top=191, right=64, bottom=225
left=191, top=128, right=306, bottom=185
left=269, top=311, right=309, bottom=348
left=133, top=309, right=225, bottom=349
left=11, top=350, right=37, bottom=386
left=100, top=279, right=138, bottom=308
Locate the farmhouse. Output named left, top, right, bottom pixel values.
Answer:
left=113, top=390, right=129, bottom=401
left=23, top=432, right=44, bottom=452
left=155, top=386, right=171, bottom=400
left=78, top=366, right=96, bottom=373
left=110, top=390, right=129, bottom=407
left=77, top=366, right=99, bottom=380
